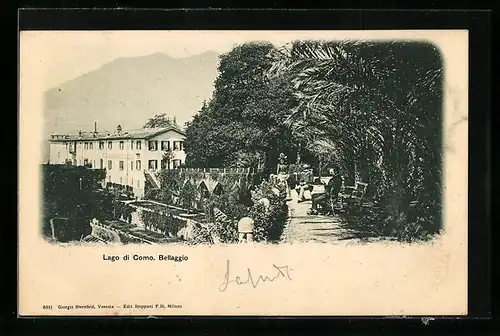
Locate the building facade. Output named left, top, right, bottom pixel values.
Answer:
left=48, top=125, right=186, bottom=198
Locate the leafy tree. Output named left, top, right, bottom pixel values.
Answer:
left=42, top=164, right=114, bottom=241
left=161, top=149, right=175, bottom=169
left=179, top=181, right=198, bottom=213
left=155, top=169, right=183, bottom=204
left=143, top=113, right=177, bottom=128
left=184, top=43, right=301, bottom=171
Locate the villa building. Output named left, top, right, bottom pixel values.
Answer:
left=48, top=124, right=186, bottom=198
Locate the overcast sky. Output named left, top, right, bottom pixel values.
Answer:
left=22, top=31, right=300, bottom=90
left=20, top=30, right=449, bottom=91
left=19, top=30, right=377, bottom=91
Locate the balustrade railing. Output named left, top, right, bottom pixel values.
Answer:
left=178, top=167, right=263, bottom=174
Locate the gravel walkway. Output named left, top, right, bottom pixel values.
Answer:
left=280, top=184, right=353, bottom=244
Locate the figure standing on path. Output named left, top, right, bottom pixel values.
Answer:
left=286, top=172, right=297, bottom=201
left=296, top=164, right=313, bottom=203
left=309, top=168, right=343, bottom=214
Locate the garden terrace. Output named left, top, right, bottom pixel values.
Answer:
left=128, top=228, right=175, bottom=244
left=95, top=220, right=179, bottom=244
left=100, top=220, right=136, bottom=231
left=128, top=200, right=185, bottom=215
left=178, top=213, right=207, bottom=223
left=127, top=200, right=207, bottom=222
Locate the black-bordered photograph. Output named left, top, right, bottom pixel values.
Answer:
left=17, top=12, right=481, bottom=319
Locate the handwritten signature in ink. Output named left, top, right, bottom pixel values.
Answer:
left=218, top=260, right=293, bottom=292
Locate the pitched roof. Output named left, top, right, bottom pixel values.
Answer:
left=49, top=126, right=185, bottom=142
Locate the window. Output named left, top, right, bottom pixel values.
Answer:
left=84, top=142, right=88, bottom=150
left=84, top=158, right=88, bottom=165
left=173, top=141, right=184, bottom=151
left=119, top=141, right=124, bottom=150
left=99, top=141, right=104, bottom=150
left=130, top=161, right=134, bottom=171
left=131, top=141, right=134, bottom=150
left=89, top=142, right=93, bottom=150
left=65, top=143, right=68, bottom=150
left=148, top=141, right=158, bottom=151
left=136, top=160, right=141, bottom=170
left=161, top=141, right=170, bottom=151
left=148, top=160, right=158, bottom=170
left=108, top=141, right=112, bottom=150
left=108, top=160, right=112, bottom=170
left=172, top=159, right=181, bottom=168
left=100, top=159, right=103, bottom=169
left=161, top=159, right=167, bottom=169
left=119, top=161, right=124, bottom=171
left=136, top=141, right=141, bottom=150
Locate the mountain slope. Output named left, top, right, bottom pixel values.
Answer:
left=42, top=51, right=219, bottom=161
left=42, top=52, right=218, bottom=161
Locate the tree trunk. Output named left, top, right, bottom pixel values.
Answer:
left=318, top=157, right=322, bottom=179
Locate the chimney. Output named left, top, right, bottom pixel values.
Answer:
left=116, top=125, right=122, bottom=134
left=94, top=121, right=98, bottom=133
left=78, top=130, right=82, bottom=137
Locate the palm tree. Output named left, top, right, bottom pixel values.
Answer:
left=268, top=40, right=443, bottom=233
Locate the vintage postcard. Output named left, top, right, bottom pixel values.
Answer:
left=18, top=30, right=468, bottom=316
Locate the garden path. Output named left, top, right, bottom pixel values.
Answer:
left=280, top=183, right=352, bottom=244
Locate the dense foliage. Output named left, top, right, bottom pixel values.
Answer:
left=42, top=164, right=114, bottom=241
left=143, top=113, right=179, bottom=128
left=154, top=169, right=207, bottom=208
left=184, top=43, right=306, bottom=172
left=153, top=168, right=262, bottom=208
left=139, top=210, right=186, bottom=237
left=42, top=164, right=139, bottom=242
left=268, top=40, right=444, bottom=238
left=199, top=180, right=288, bottom=244
left=249, top=181, right=288, bottom=241
left=151, top=168, right=288, bottom=244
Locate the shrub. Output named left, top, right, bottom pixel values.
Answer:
left=154, top=167, right=288, bottom=244
left=210, top=212, right=239, bottom=244
left=342, top=194, right=439, bottom=243
left=192, top=179, right=289, bottom=244
left=200, top=193, right=246, bottom=243
left=186, top=225, right=213, bottom=245
left=140, top=211, right=185, bottom=236
left=42, top=164, right=108, bottom=242
left=179, top=180, right=198, bottom=212
left=249, top=182, right=289, bottom=242
left=113, top=202, right=135, bottom=222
